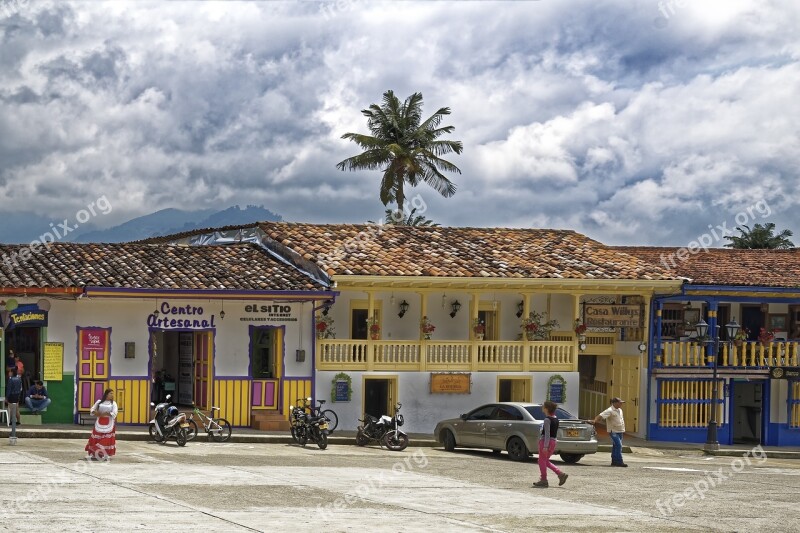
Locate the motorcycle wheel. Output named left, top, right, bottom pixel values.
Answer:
left=290, top=424, right=300, bottom=443
left=149, top=423, right=165, bottom=443
left=297, top=428, right=308, bottom=447
left=317, top=431, right=328, bottom=450
left=382, top=430, right=409, bottom=452
left=176, top=428, right=187, bottom=447
left=355, top=428, right=369, bottom=447
left=210, top=419, right=232, bottom=443
left=185, top=419, right=199, bottom=442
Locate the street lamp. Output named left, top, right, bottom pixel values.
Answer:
left=695, top=318, right=740, bottom=452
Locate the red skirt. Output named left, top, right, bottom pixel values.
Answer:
left=85, top=417, right=116, bottom=458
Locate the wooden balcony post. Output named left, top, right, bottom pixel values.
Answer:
left=471, top=292, right=479, bottom=371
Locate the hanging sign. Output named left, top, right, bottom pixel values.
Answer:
left=43, top=342, right=64, bottom=381
left=430, top=373, right=471, bottom=394
left=584, top=304, right=642, bottom=328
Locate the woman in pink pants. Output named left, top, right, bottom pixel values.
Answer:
left=533, top=400, right=568, bottom=488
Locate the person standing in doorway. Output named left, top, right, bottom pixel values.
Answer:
left=5, top=349, right=15, bottom=378
left=533, top=400, right=569, bottom=488
left=588, top=397, right=627, bottom=467
left=85, top=389, right=118, bottom=460
left=6, top=367, right=23, bottom=440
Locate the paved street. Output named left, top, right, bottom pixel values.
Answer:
left=2, top=438, right=799, bottom=532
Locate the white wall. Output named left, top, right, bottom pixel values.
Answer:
left=315, top=370, right=580, bottom=434
left=34, top=297, right=316, bottom=379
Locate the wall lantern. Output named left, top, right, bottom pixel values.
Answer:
left=516, top=300, right=524, bottom=318
left=398, top=300, right=409, bottom=318
left=322, top=300, right=333, bottom=316
left=450, top=300, right=461, bottom=318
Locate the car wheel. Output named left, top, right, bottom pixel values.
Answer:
left=506, top=437, right=529, bottom=462
left=560, top=453, right=584, bottom=464
left=442, top=429, right=456, bottom=452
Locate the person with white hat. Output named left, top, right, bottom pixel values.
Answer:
left=588, top=397, right=627, bottom=467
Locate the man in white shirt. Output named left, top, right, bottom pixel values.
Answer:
left=589, top=397, right=627, bottom=467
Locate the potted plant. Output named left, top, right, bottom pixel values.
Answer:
left=521, top=310, right=559, bottom=341
left=758, top=327, right=774, bottom=347
left=421, top=316, right=435, bottom=340
left=367, top=315, right=380, bottom=340
left=315, top=315, right=335, bottom=339
left=574, top=318, right=587, bottom=341
left=472, top=319, right=486, bottom=340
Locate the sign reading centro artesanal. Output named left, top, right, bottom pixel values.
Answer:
left=584, top=304, right=642, bottom=328
left=147, top=302, right=217, bottom=329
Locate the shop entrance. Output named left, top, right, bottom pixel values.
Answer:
left=150, top=329, right=214, bottom=408
left=498, top=377, right=531, bottom=402
left=731, top=381, right=766, bottom=444
left=363, top=377, right=396, bottom=418
left=5, top=326, right=41, bottom=392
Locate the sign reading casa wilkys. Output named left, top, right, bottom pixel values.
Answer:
left=584, top=304, right=643, bottom=328
left=430, top=373, right=471, bottom=394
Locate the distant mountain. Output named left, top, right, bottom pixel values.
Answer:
left=70, top=205, right=282, bottom=243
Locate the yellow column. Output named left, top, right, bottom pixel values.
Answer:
left=471, top=292, right=479, bottom=371
left=572, top=294, right=583, bottom=372
left=366, top=291, right=375, bottom=371
left=418, top=292, right=427, bottom=371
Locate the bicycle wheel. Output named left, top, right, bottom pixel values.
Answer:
left=209, top=418, right=232, bottom=442
left=321, top=409, right=339, bottom=432
left=185, top=419, right=199, bottom=441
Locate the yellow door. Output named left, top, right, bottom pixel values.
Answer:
left=609, top=354, right=640, bottom=433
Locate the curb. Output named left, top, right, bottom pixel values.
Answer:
left=706, top=449, right=800, bottom=460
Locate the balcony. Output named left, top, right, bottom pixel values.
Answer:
left=316, top=338, right=577, bottom=372
left=658, top=340, right=800, bottom=368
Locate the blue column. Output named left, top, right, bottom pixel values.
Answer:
left=708, top=301, right=719, bottom=359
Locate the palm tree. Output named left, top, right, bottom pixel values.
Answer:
left=724, top=223, right=794, bottom=249
left=384, top=207, right=440, bottom=227
left=336, top=90, right=462, bottom=213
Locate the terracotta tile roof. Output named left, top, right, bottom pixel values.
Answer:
left=145, top=222, right=679, bottom=280
left=0, top=242, right=326, bottom=291
left=614, top=246, right=800, bottom=288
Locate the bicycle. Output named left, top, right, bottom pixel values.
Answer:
left=186, top=405, right=232, bottom=442
left=311, top=399, right=339, bottom=433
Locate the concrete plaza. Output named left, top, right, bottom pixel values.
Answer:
left=2, top=437, right=799, bottom=532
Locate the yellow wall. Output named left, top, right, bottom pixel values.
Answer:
left=213, top=379, right=252, bottom=427
left=108, top=379, right=150, bottom=424
left=282, top=379, right=312, bottom=419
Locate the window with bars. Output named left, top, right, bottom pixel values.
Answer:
left=657, top=379, right=724, bottom=428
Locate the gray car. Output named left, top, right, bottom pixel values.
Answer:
left=434, top=402, right=598, bottom=463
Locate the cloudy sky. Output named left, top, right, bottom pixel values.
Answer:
left=1, top=0, right=798, bottom=246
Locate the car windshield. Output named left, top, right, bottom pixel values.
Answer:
left=525, top=406, right=576, bottom=420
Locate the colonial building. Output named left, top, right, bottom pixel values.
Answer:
left=0, top=242, right=332, bottom=427
left=617, top=247, right=800, bottom=446
left=154, top=222, right=683, bottom=435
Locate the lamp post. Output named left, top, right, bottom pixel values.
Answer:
left=695, top=318, right=740, bottom=452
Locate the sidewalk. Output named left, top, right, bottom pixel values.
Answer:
left=3, top=424, right=800, bottom=459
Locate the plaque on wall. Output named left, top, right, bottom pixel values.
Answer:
left=430, top=373, right=471, bottom=394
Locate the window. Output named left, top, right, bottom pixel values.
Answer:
left=524, top=406, right=576, bottom=420
left=495, top=405, right=524, bottom=421
left=467, top=405, right=496, bottom=420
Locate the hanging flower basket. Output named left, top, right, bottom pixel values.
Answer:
left=521, top=311, right=559, bottom=341
left=420, top=316, right=435, bottom=339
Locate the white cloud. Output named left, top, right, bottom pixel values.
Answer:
left=0, top=0, right=798, bottom=246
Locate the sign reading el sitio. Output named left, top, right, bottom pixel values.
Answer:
left=584, top=304, right=642, bottom=328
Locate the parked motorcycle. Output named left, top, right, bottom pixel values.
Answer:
left=289, top=399, right=329, bottom=449
left=356, top=402, right=408, bottom=451
left=149, top=395, right=189, bottom=446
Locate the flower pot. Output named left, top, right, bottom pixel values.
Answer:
left=525, top=332, right=535, bottom=341
left=476, top=333, right=484, bottom=341
left=423, top=333, right=432, bottom=340
left=733, top=339, right=743, bottom=348
left=370, top=333, right=380, bottom=340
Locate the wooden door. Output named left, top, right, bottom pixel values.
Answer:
left=193, top=331, right=213, bottom=409
left=609, top=354, right=640, bottom=433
